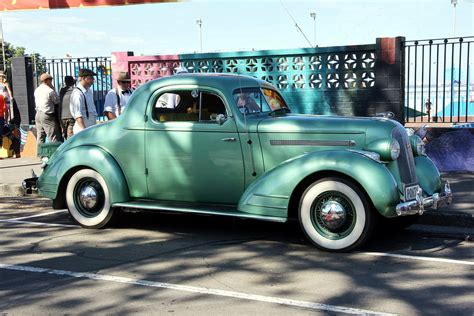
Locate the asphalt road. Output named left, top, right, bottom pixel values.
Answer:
left=0, top=197, right=473, bottom=315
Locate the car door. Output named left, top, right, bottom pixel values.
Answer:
left=145, top=87, right=246, bottom=204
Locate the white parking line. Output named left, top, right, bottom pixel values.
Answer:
left=0, top=263, right=394, bottom=315
left=7, top=210, right=68, bottom=221
left=0, top=209, right=77, bottom=228
left=362, top=252, right=474, bottom=266
left=0, top=219, right=79, bottom=228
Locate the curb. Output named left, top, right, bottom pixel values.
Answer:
left=409, top=224, right=474, bottom=241
left=0, top=184, right=25, bottom=197
left=418, top=211, right=474, bottom=228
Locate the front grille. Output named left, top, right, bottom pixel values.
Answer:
left=392, top=126, right=418, bottom=185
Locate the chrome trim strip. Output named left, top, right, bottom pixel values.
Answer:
left=113, top=202, right=287, bottom=223
left=270, top=140, right=356, bottom=147
left=251, top=193, right=289, bottom=199
left=245, top=203, right=287, bottom=210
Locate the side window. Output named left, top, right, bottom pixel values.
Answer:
left=153, top=90, right=198, bottom=122
left=200, top=92, right=227, bottom=122
left=153, top=90, right=227, bottom=123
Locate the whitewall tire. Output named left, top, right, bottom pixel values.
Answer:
left=66, top=169, right=114, bottom=228
left=299, top=177, right=374, bottom=252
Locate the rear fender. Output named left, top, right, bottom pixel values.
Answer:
left=238, top=150, right=400, bottom=218
left=38, top=146, right=130, bottom=207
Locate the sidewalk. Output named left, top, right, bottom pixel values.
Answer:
left=0, top=157, right=473, bottom=229
left=0, top=157, right=43, bottom=196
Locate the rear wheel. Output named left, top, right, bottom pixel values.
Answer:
left=66, top=169, right=114, bottom=228
left=299, top=177, right=375, bottom=252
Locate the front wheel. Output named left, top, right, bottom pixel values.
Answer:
left=299, top=177, right=375, bottom=252
left=66, top=169, right=114, bottom=228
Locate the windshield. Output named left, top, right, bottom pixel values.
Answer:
left=233, top=87, right=290, bottom=115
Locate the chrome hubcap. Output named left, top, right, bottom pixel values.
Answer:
left=79, top=185, right=98, bottom=210
left=320, top=201, right=346, bottom=230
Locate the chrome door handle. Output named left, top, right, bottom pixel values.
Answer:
left=221, top=137, right=237, bottom=142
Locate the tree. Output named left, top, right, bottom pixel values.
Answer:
left=0, top=41, right=45, bottom=79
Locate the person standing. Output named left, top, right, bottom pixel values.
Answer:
left=34, top=73, right=63, bottom=144
left=103, top=71, right=133, bottom=120
left=70, top=69, right=97, bottom=134
left=0, top=71, right=13, bottom=109
left=59, top=76, right=76, bottom=139
left=0, top=94, right=8, bottom=150
left=0, top=71, right=15, bottom=124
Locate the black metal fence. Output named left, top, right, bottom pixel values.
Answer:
left=32, top=57, right=113, bottom=118
left=404, top=36, right=473, bottom=124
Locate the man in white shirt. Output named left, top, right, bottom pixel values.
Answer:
left=70, top=69, right=98, bottom=135
left=34, top=73, right=62, bottom=144
left=103, top=71, right=133, bottom=120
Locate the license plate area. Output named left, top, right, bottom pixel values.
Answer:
left=404, top=184, right=420, bottom=201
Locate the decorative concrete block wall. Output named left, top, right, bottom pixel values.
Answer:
left=112, top=37, right=406, bottom=122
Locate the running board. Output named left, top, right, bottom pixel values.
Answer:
left=113, top=200, right=287, bottom=223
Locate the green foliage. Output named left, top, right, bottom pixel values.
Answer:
left=30, top=52, right=47, bottom=75
left=0, top=41, right=44, bottom=74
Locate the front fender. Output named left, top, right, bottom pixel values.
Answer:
left=38, top=145, right=130, bottom=205
left=238, top=150, right=400, bottom=218
left=415, top=155, right=442, bottom=195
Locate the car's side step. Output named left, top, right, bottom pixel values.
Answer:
left=113, top=200, right=287, bottom=223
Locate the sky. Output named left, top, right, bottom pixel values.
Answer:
left=0, top=0, right=473, bottom=59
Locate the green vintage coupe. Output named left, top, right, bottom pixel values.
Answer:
left=35, top=74, right=452, bottom=251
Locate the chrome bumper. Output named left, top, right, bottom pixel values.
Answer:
left=396, top=182, right=453, bottom=216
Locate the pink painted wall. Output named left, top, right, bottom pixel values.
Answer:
left=111, top=51, right=180, bottom=89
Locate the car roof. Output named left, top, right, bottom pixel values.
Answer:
left=140, top=73, right=273, bottom=92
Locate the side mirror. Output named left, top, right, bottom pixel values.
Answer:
left=216, top=114, right=227, bottom=125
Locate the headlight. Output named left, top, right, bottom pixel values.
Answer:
left=364, top=139, right=400, bottom=161
left=390, top=139, right=400, bottom=160
left=410, top=135, right=426, bottom=156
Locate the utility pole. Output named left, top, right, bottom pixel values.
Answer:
left=0, top=17, right=6, bottom=72
left=196, top=18, right=203, bottom=53
left=310, top=12, right=316, bottom=48
left=451, top=0, right=457, bottom=37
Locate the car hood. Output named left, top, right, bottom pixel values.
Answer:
left=254, top=114, right=402, bottom=171
left=256, top=114, right=398, bottom=135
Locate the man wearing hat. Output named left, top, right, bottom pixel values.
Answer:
left=103, top=71, right=133, bottom=120
left=34, top=73, right=62, bottom=144
left=70, top=68, right=98, bottom=134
